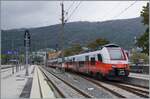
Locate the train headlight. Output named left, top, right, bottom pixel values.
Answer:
left=112, top=65, right=116, bottom=68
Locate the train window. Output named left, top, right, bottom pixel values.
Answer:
left=90, top=57, right=95, bottom=65
left=97, top=54, right=103, bottom=62
left=85, top=56, right=89, bottom=61
left=69, top=60, right=72, bottom=65
left=79, top=61, right=84, bottom=67
left=73, top=57, right=75, bottom=61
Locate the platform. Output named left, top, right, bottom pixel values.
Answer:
left=1, top=65, right=55, bottom=99
left=125, top=73, right=149, bottom=88
left=1, top=65, right=34, bottom=99
left=1, top=65, right=149, bottom=98
left=30, top=65, right=55, bottom=98
left=129, top=73, right=149, bottom=80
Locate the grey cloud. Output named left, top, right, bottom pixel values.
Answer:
left=1, top=1, right=148, bottom=30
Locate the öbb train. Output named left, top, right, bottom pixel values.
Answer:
left=48, top=44, right=130, bottom=80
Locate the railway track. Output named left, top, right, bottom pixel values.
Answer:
left=68, top=71, right=149, bottom=98
left=40, top=67, right=149, bottom=98
left=108, top=82, right=149, bottom=98
left=82, top=76, right=126, bottom=98
left=39, top=67, right=65, bottom=98
left=82, top=76, right=149, bottom=98
left=55, top=68, right=149, bottom=98
left=121, top=81, right=149, bottom=89
left=39, top=66, right=93, bottom=98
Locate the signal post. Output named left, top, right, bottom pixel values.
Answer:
left=24, top=30, right=31, bottom=76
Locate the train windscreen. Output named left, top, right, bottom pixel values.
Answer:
left=108, top=48, right=125, bottom=60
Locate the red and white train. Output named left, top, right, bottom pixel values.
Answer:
left=48, top=44, right=130, bottom=80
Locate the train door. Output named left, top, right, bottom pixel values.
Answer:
left=73, top=57, right=79, bottom=72
left=85, top=55, right=89, bottom=73
left=66, top=61, right=69, bottom=70
left=97, top=54, right=103, bottom=73
left=90, top=56, right=96, bottom=73
left=76, top=61, right=80, bottom=72
left=79, top=61, right=85, bottom=72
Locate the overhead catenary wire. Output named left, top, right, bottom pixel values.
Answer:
left=101, top=1, right=121, bottom=21
left=111, top=0, right=137, bottom=19
left=65, top=1, right=82, bottom=23
left=65, top=1, right=75, bottom=14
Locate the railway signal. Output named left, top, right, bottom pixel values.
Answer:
left=24, top=30, right=31, bottom=76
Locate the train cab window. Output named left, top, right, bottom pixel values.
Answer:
left=90, top=57, right=95, bottom=65
left=85, top=56, right=89, bottom=61
left=108, top=49, right=125, bottom=60
left=97, top=54, right=103, bottom=62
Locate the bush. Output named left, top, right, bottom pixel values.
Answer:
left=130, top=51, right=149, bottom=64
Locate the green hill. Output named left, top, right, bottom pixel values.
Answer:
left=1, top=17, right=146, bottom=53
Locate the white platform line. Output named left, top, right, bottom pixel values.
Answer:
left=37, top=66, right=55, bottom=98
left=30, top=66, right=41, bottom=98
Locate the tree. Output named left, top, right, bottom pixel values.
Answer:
left=137, top=3, right=149, bottom=55
left=141, top=3, right=149, bottom=25
left=87, top=38, right=109, bottom=50
left=64, top=49, right=73, bottom=57
left=137, top=28, right=149, bottom=54
left=130, top=51, right=149, bottom=64
left=1, top=54, right=11, bottom=64
left=19, top=54, right=25, bottom=64
left=64, top=44, right=83, bottom=56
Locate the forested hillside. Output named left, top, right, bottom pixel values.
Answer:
left=1, top=17, right=146, bottom=52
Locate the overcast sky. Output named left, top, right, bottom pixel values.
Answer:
left=1, top=1, right=148, bottom=30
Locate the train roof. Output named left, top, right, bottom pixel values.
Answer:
left=65, top=43, right=121, bottom=59
left=67, top=50, right=101, bottom=58
left=103, top=43, right=120, bottom=47
left=49, top=43, right=121, bottom=61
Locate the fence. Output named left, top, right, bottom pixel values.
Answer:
left=130, top=64, right=149, bottom=74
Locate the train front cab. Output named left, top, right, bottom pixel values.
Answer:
left=97, top=45, right=129, bottom=80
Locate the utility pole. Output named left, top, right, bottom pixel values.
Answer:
left=61, top=2, right=65, bottom=70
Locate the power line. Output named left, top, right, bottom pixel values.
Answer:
left=111, top=1, right=137, bottom=19
left=101, top=1, right=121, bottom=21
left=65, top=1, right=75, bottom=13
left=65, top=1, right=82, bottom=23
